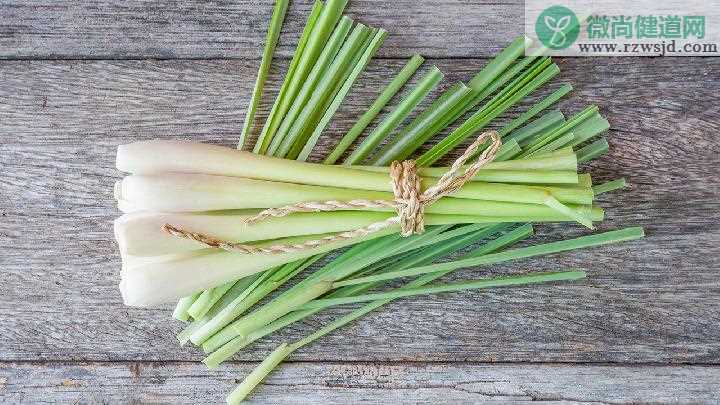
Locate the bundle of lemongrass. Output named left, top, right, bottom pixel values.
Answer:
left=113, top=0, right=643, bottom=402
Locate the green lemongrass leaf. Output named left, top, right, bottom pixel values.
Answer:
left=204, top=224, right=526, bottom=367
left=287, top=27, right=381, bottom=160
left=177, top=272, right=264, bottom=344
left=522, top=132, right=575, bottom=159
left=369, top=38, right=531, bottom=166
left=334, top=227, right=645, bottom=287
left=565, top=113, right=610, bottom=148
left=494, top=139, right=522, bottom=161
left=189, top=256, right=321, bottom=346
left=187, top=280, right=236, bottom=320
left=226, top=342, right=293, bottom=405
left=577, top=138, right=609, bottom=163
left=593, top=178, right=627, bottom=195
left=468, top=36, right=529, bottom=92
left=209, top=225, right=534, bottom=370
left=481, top=56, right=551, bottom=112
left=275, top=24, right=373, bottom=158
left=324, top=55, right=424, bottom=164
left=506, top=109, right=566, bottom=145
left=253, top=1, right=324, bottom=154
left=417, top=62, right=561, bottom=166
left=472, top=56, right=539, bottom=105
left=500, top=85, right=572, bottom=137
left=429, top=39, right=533, bottom=140
left=238, top=0, right=289, bottom=150
left=371, top=82, right=472, bottom=165
left=172, top=293, right=201, bottom=322
left=521, top=105, right=598, bottom=155
left=304, top=270, right=586, bottom=310
left=297, top=29, right=388, bottom=161
left=265, top=16, right=354, bottom=156
left=200, top=226, right=453, bottom=353
left=256, top=0, right=348, bottom=154
left=344, top=66, right=444, bottom=164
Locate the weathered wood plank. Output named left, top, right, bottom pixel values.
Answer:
left=1, top=361, right=719, bottom=404
left=0, top=0, right=522, bottom=59
left=0, top=57, right=719, bottom=364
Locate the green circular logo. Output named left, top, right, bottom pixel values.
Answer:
left=535, top=5, right=579, bottom=50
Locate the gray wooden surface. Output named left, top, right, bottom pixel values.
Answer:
left=1, top=1, right=719, bottom=403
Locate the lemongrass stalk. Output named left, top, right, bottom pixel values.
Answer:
left=416, top=63, right=561, bottom=166
left=117, top=140, right=580, bottom=186
left=255, top=0, right=349, bottom=153
left=118, top=209, right=521, bottom=257
left=334, top=227, right=645, bottom=288
left=372, top=82, right=473, bottom=164
left=253, top=1, right=324, bottom=154
left=324, top=55, right=425, bottom=164
left=501, top=85, right=572, bottom=137
left=265, top=16, right=354, bottom=156
left=273, top=23, right=373, bottom=157
left=119, top=172, right=591, bottom=210
left=172, top=293, right=200, bottom=322
left=505, top=109, right=566, bottom=145
left=226, top=342, right=293, bottom=405
left=238, top=0, right=289, bottom=150
left=177, top=271, right=265, bottom=345
left=577, top=138, right=609, bottom=163
left=305, top=270, right=587, bottom=310
left=344, top=66, right=444, bottom=164
left=297, top=29, right=388, bottom=161
left=593, top=178, right=627, bottom=195
left=187, top=280, right=236, bottom=320
left=117, top=177, right=600, bottom=231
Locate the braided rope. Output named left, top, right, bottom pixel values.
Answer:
left=164, top=130, right=501, bottom=254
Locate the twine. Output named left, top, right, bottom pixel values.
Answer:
left=164, top=130, right=501, bottom=254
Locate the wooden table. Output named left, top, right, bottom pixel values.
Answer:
left=1, top=1, right=719, bottom=403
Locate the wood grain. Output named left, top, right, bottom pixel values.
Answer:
left=1, top=361, right=719, bottom=404
left=0, top=0, right=522, bottom=60
left=1, top=57, right=719, bottom=367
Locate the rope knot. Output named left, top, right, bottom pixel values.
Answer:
left=390, top=160, right=424, bottom=236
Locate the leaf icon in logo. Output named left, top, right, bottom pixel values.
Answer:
left=535, top=5, right=579, bottom=50
left=544, top=15, right=557, bottom=29
left=544, top=14, right=571, bottom=47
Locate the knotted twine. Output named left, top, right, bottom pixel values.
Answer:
left=163, top=130, right=501, bottom=255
